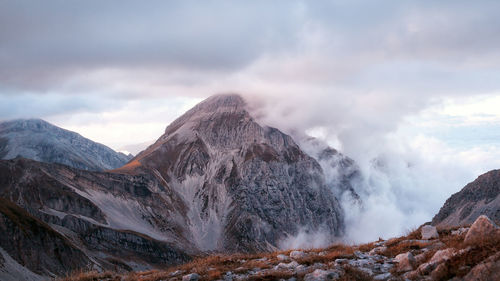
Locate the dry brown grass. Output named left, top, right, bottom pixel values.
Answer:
left=358, top=242, right=376, bottom=253
left=338, top=265, right=374, bottom=281
left=248, top=269, right=296, bottom=280
left=61, top=225, right=500, bottom=281
left=58, top=271, right=118, bottom=281
left=295, top=244, right=355, bottom=265
left=438, top=232, right=500, bottom=279
left=382, top=239, right=433, bottom=258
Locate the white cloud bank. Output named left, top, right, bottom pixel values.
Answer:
left=1, top=1, right=500, bottom=244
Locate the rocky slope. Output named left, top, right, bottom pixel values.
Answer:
left=432, top=169, right=500, bottom=227
left=0, top=119, right=132, bottom=171
left=115, top=94, right=345, bottom=252
left=0, top=158, right=191, bottom=277
left=0, top=197, right=90, bottom=280
left=64, top=215, right=500, bottom=281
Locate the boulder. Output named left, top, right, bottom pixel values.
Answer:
left=394, top=252, right=416, bottom=272
left=274, top=261, right=299, bottom=270
left=373, top=272, right=392, bottom=280
left=417, top=262, right=435, bottom=275
left=277, top=254, right=291, bottom=261
left=403, top=270, right=421, bottom=280
left=369, top=246, right=387, bottom=255
left=414, top=253, right=428, bottom=264
left=421, top=225, right=439, bottom=240
left=429, top=248, right=456, bottom=264
left=182, top=273, right=200, bottom=281
left=290, top=250, right=306, bottom=259
left=304, top=269, right=341, bottom=281
left=430, top=263, right=449, bottom=280
left=464, top=253, right=500, bottom=281
left=464, top=215, right=499, bottom=244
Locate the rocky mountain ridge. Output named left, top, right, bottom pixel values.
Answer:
left=0, top=158, right=191, bottom=280
left=0, top=94, right=352, bottom=279
left=2, top=94, right=499, bottom=280
left=116, top=94, right=345, bottom=252
left=0, top=118, right=132, bottom=171
left=432, top=169, right=500, bottom=227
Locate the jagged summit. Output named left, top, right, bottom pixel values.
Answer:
left=178, top=93, right=246, bottom=116
left=117, top=94, right=345, bottom=252
left=164, top=94, right=248, bottom=134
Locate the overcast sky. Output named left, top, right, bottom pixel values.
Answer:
left=1, top=0, right=500, bottom=240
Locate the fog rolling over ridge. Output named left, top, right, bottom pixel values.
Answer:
left=233, top=92, right=497, bottom=244
left=1, top=0, right=500, bottom=244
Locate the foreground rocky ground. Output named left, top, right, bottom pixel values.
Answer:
left=61, top=215, right=500, bottom=281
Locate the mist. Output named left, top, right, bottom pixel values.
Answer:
left=2, top=0, right=500, bottom=245
left=245, top=91, right=500, bottom=245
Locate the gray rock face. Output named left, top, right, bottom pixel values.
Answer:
left=432, top=169, right=500, bottom=227
left=0, top=158, right=191, bottom=278
left=0, top=119, right=132, bottom=171
left=122, top=94, right=345, bottom=252
left=300, top=138, right=362, bottom=202
left=0, top=94, right=351, bottom=277
left=0, top=197, right=90, bottom=277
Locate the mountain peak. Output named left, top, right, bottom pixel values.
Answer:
left=163, top=94, right=248, bottom=135
left=195, top=93, right=246, bottom=110
left=0, top=118, right=52, bottom=131
left=122, top=93, right=344, bottom=252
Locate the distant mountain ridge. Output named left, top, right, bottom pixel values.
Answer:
left=432, top=169, right=500, bottom=227
left=0, top=119, right=132, bottom=171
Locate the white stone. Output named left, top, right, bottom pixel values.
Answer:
left=429, top=248, right=456, bottom=264
left=275, top=261, right=299, bottom=270
left=421, top=225, right=439, bottom=240
left=369, top=246, right=387, bottom=255
left=182, top=273, right=200, bottom=281
left=304, top=269, right=341, bottom=281
left=374, top=272, right=392, bottom=280
left=277, top=254, right=290, bottom=261
left=290, top=250, right=306, bottom=259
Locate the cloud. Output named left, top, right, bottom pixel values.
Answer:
left=1, top=0, right=500, bottom=242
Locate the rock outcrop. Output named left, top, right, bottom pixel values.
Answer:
left=0, top=158, right=191, bottom=278
left=421, top=225, right=439, bottom=240
left=464, top=215, right=499, bottom=244
left=0, top=119, right=132, bottom=171
left=0, top=198, right=90, bottom=277
left=116, top=94, right=345, bottom=252
left=432, top=169, right=500, bottom=227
